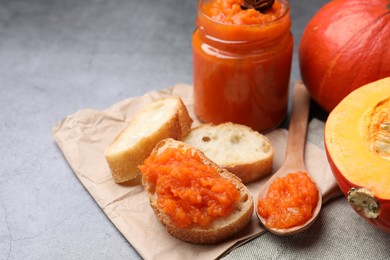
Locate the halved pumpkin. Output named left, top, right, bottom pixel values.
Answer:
left=325, top=77, right=390, bottom=233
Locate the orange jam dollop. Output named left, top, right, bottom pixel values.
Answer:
left=257, top=171, right=319, bottom=229
left=203, top=0, right=286, bottom=25
left=138, top=147, right=240, bottom=228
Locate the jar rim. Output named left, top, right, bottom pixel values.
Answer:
left=198, top=0, right=290, bottom=28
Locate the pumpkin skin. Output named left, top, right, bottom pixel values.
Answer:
left=325, top=77, right=390, bottom=233
left=299, top=0, right=390, bottom=112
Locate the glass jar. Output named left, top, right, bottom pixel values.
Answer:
left=192, top=0, right=293, bottom=132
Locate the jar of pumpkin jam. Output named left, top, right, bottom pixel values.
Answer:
left=192, top=0, right=293, bottom=132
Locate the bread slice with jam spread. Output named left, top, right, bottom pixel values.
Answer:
left=139, top=138, right=254, bottom=244
left=105, top=96, right=192, bottom=183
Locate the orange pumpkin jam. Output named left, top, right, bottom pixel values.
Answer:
left=257, top=171, right=319, bottom=229
left=204, top=0, right=286, bottom=25
left=138, top=147, right=240, bottom=228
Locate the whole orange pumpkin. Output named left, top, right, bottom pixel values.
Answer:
left=299, top=0, right=390, bottom=112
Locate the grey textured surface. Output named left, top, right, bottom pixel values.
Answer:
left=0, top=0, right=389, bottom=259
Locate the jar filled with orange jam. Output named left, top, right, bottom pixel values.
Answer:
left=192, top=0, right=293, bottom=132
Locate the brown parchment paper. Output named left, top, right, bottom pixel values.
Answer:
left=52, top=83, right=342, bottom=260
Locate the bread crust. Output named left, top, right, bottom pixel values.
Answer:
left=184, top=123, right=274, bottom=184
left=105, top=96, right=192, bottom=183
left=142, top=138, right=254, bottom=244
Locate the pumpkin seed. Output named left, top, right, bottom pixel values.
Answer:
left=375, top=140, right=390, bottom=154
left=380, top=122, right=390, bottom=132
left=375, top=121, right=390, bottom=155
left=378, top=127, right=390, bottom=142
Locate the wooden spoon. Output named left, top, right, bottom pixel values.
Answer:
left=256, top=81, right=322, bottom=236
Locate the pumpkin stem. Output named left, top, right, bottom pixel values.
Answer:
left=347, top=188, right=380, bottom=219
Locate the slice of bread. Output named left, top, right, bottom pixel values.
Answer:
left=140, top=138, right=254, bottom=244
left=183, top=123, right=274, bottom=184
left=105, top=96, right=192, bottom=183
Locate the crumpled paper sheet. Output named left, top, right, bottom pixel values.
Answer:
left=52, top=83, right=342, bottom=260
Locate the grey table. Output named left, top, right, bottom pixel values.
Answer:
left=1, top=0, right=389, bottom=259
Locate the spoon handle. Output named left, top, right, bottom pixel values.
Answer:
left=284, top=81, right=311, bottom=168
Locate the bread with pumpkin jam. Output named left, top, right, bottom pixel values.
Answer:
left=138, top=138, right=254, bottom=244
